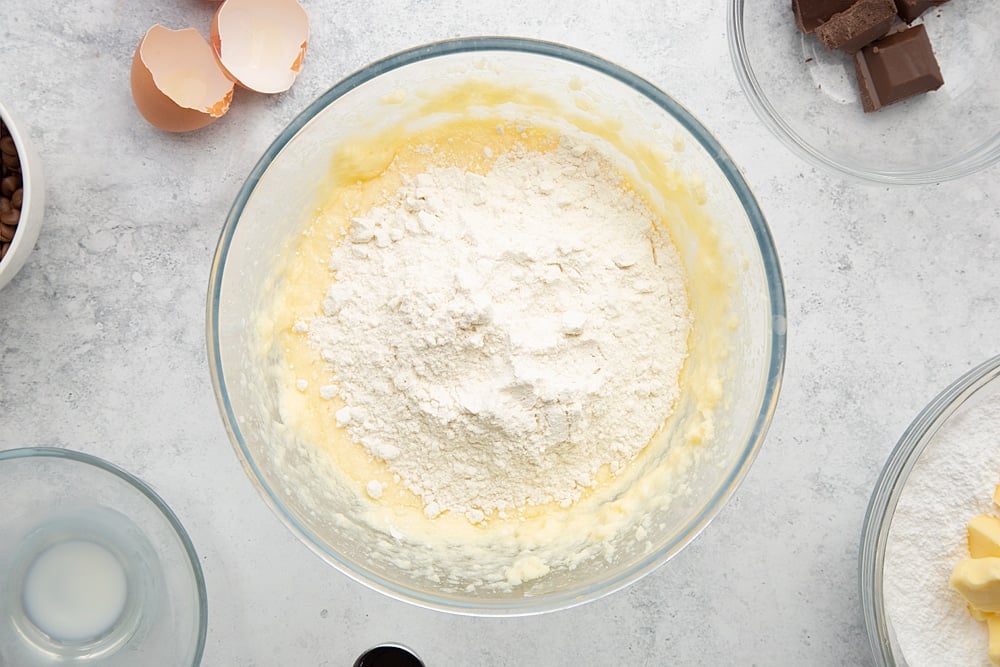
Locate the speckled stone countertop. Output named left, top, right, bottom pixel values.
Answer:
left=1, top=2, right=997, bottom=665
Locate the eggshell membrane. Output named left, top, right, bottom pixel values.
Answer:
left=131, top=25, right=234, bottom=133
left=211, top=0, right=309, bottom=94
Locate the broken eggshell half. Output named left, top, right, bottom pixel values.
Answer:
left=210, top=0, right=309, bottom=94
left=131, top=25, right=235, bottom=133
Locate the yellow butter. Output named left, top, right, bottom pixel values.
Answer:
left=988, top=614, right=1000, bottom=666
left=970, top=515, right=1000, bottom=558
left=952, top=558, right=1000, bottom=613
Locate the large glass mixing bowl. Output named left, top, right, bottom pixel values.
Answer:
left=207, top=38, right=786, bottom=615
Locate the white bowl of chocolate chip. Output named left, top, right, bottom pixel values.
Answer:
left=0, top=100, right=44, bottom=291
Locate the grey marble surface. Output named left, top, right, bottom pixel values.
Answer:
left=1, top=1, right=997, bottom=665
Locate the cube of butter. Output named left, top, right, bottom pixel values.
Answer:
left=952, top=558, right=1000, bottom=613
left=988, top=615, right=1000, bottom=666
left=969, top=515, right=1000, bottom=558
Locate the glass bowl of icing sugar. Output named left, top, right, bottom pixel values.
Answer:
left=208, top=37, right=786, bottom=615
left=862, top=355, right=1000, bottom=666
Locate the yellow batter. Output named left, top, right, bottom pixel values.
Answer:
left=257, top=80, right=734, bottom=591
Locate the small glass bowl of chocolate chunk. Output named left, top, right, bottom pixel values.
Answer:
left=0, top=100, right=44, bottom=291
left=728, top=0, right=1000, bottom=184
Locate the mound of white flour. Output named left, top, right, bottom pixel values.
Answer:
left=305, top=141, right=691, bottom=522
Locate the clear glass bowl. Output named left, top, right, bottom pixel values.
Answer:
left=0, top=448, right=207, bottom=666
left=729, top=0, right=1000, bottom=184
left=860, top=355, right=1000, bottom=665
left=207, top=37, right=786, bottom=615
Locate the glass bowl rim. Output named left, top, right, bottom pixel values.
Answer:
left=859, top=354, right=1000, bottom=665
left=727, top=0, right=1000, bottom=185
left=0, top=446, right=208, bottom=665
left=206, top=35, right=787, bottom=616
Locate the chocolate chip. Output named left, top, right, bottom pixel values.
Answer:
left=0, top=136, right=15, bottom=157
left=11, top=189, right=22, bottom=208
left=0, top=242, right=8, bottom=260
left=0, top=223, right=15, bottom=243
left=1, top=175, right=18, bottom=197
left=0, top=209, right=18, bottom=227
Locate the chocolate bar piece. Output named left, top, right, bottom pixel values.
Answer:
left=854, top=24, right=944, bottom=112
left=793, top=0, right=857, bottom=33
left=816, top=0, right=897, bottom=53
left=894, top=0, right=949, bottom=23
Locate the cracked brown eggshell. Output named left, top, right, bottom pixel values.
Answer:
left=210, top=0, right=309, bottom=94
left=131, top=24, right=235, bottom=133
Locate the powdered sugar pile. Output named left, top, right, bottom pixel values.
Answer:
left=884, top=388, right=1000, bottom=666
left=303, top=141, right=691, bottom=522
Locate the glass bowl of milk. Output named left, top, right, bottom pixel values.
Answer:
left=0, top=448, right=206, bottom=666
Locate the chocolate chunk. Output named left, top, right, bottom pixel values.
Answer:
left=793, top=0, right=857, bottom=33
left=894, top=0, right=949, bottom=23
left=853, top=24, right=943, bottom=112
left=816, top=0, right=897, bottom=53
